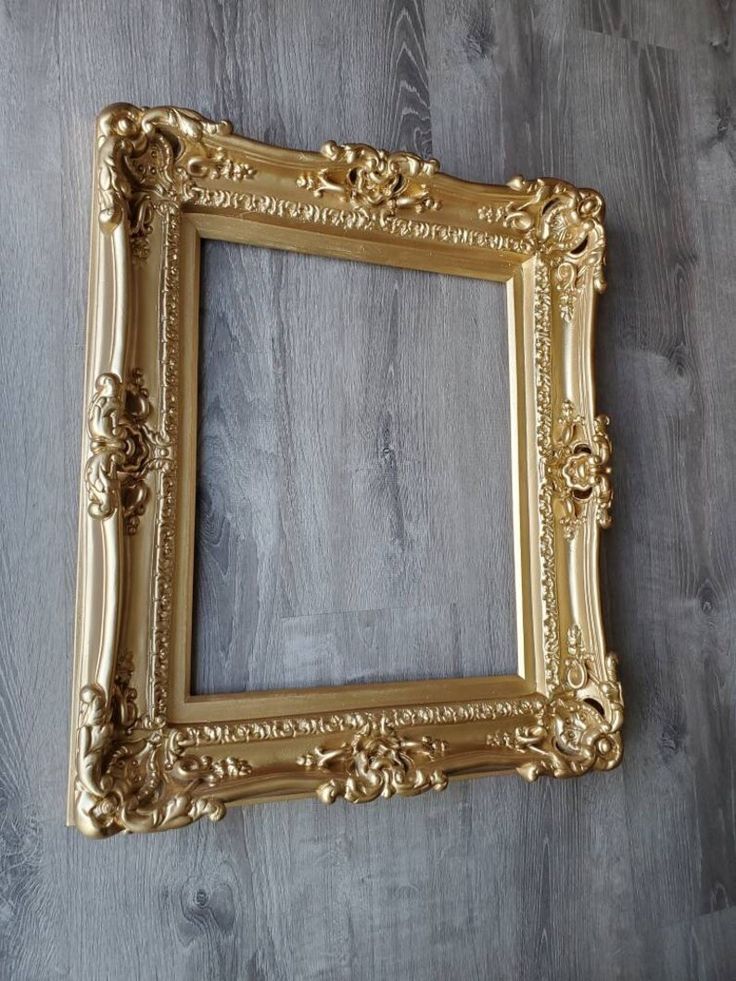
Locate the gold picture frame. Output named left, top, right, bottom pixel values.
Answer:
left=69, top=103, right=622, bottom=837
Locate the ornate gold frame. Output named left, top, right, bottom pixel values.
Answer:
left=69, top=103, right=622, bottom=837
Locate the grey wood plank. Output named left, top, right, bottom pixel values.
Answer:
left=0, top=178, right=72, bottom=981
left=569, top=31, right=736, bottom=929
left=0, top=3, right=72, bottom=980
left=579, top=0, right=730, bottom=51
left=641, top=908, right=736, bottom=981
left=193, top=243, right=515, bottom=693
left=683, top=17, right=736, bottom=203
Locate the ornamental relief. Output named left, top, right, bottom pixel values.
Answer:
left=510, top=626, right=623, bottom=781
left=548, top=399, right=613, bottom=540
left=75, top=657, right=251, bottom=838
left=177, top=695, right=546, bottom=747
left=85, top=370, right=171, bottom=534
left=297, top=721, right=448, bottom=804
left=97, top=103, right=256, bottom=259
left=479, top=176, right=607, bottom=323
left=296, top=141, right=441, bottom=217
left=96, top=106, right=549, bottom=257
left=74, top=104, right=617, bottom=834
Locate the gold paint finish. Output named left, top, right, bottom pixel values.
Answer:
left=69, top=102, right=620, bottom=837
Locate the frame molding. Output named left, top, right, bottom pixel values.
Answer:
left=69, top=103, right=621, bottom=837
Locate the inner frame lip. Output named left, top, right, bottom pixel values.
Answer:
left=169, top=212, right=538, bottom=727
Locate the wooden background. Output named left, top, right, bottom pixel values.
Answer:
left=1, top=0, right=735, bottom=978
left=193, top=248, right=516, bottom=693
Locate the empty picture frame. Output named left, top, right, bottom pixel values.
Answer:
left=69, top=103, right=621, bottom=837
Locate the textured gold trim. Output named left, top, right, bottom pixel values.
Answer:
left=177, top=695, right=546, bottom=746
left=97, top=103, right=254, bottom=259
left=70, top=103, right=619, bottom=836
left=503, top=176, right=606, bottom=323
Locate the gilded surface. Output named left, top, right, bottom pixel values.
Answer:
left=549, top=400, right=613, bottom=539
left=513, top=626, right=623, bottom=781
left=84, top=371, right=170, bottom=534
left=297, top=721, right=448, bottom=804
left=297, top=141, right=440, bottom=216
left=74, top=657, right=250, bottom=837
left=71, top=103, right=619, bottom=835
left=97, top=103, right=255, bottom=258
left=178, top=695, right=546, bottom=746
left=532, top=260, right=563, bottom=689
left=481, top=176, right=606, bottom=324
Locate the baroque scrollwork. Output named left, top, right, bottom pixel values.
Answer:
left=96, top=103, right=254, bottom=259
left=74, top=659, right=250, bottom=837
left=297, top=141, right=441, bottom=217
left=73, top=106, right=620, bottom=834
left=297, top=721, right=448, bottom=804
left=548, top=399, right=613, bottom=540
left=512, top=626, right=623, bottom=781
left=179, top=695, right=545, bottom=747
left=481, top=177, right=606, bottom=323
left=85, top=371, right=170, bottom=534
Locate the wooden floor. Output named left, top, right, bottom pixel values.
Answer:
left=192, top=246, right=517, bottom=694
left=2, top=0, right=735, bottom=978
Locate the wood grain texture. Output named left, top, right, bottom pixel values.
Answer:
left=193, top=244, right=515, bottom=693
left=1, top=0, right=735, bottom=978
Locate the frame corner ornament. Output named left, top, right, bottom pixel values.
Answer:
left=514, top=626, right=624, bottom=782
left=84, top=370, right=170, bottom=534
left=96, top=102, right=255, bottom=259
left=502, top=175, right=606, bottom=323
left=296, top=141, right=441, bottom=217
left=74, top=657, right=252, bottom=838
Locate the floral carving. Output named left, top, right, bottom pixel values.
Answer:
left=96, top=103, right=254, bottom=259
left=513, top=626, right=623, bottom=781
left=85, top=371, right=170, bottom=534
left=297, top=721, right=448, bottom=804
left=487, top=177, right=606, bottom=323
left=74, top=660, right=250, bottom=837
left=297, top=141, right=440, bottom=217
left=548, top=399, right=613, bottom=540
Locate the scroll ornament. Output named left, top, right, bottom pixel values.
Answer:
left=84, top=371, right=170, bottom=534
left=548, top=399, right=613, bottom=540
left=297, top=141, right=441, bottom=218
left=297, top=720, right=448, bottom=803
left=74, top=658, right=251, bottom=838
left=96, top=103, right=255, bottom=259
left=512, top=626, right=623, bottom=780
left=500, top=176, right=606, bottom=323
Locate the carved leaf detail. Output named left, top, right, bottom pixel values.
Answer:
left=84, top=371, right=170, bottom=534
left=96, top=103, right=255, bottom=259
left=297, top=721, right=448, bottom=804
left=297, top=141, right=440, bottom=217
left=74, top=670, right=250, bottom=837
left=514, top=626, right=623, bottom=781
left=491, top=177, right=606, bottom=323
left=547, top=399, right=613, bottom=539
